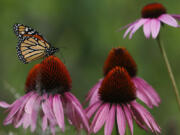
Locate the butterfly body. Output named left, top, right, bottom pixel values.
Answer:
left=13, top=23, right=58, bottom=64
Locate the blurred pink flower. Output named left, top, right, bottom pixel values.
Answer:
left=85, top=47, right=160, bottom=108
left=86, top=67, right=160, bottom=135
left=119, top=3, right=180, bottom=39
left=0, top=56, right=89, bottom=135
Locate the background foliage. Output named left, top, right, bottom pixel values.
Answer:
left=0, top=0, right=180, bottom=134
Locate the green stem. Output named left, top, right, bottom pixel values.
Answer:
left=157, top=35, right=180, bottom=111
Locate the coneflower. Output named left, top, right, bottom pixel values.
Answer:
left=85, top=47, right=160, bottom=108
left=0, top=56, right=89, bottom=135
left=86, top=67, right=160, bottom=135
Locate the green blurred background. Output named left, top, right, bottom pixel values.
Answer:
left=0, top=0, right=180, bottom=134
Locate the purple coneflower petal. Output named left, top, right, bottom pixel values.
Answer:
left=0, top=101, right=10, bottom=108
left=151, top=19, right=160, bottom=38
left=123, top=105, right=133, bottom=135
left=159, top=14, right=178, bottom=27
left=31, top=96, right=41, bottom=132
left=171, top=14, right=180, bottom=21
left=117, top=105, right=126, bottom=135
left=86, top=101, right=102, bottom=119
left=131, top=102, right=160, bottom=133
left=133, top=77, right=160, bottom=107
left=42, top=115, right=48, bottom=131
left=4, top=92, right=33, bottom=125
left=143, top=20, right=151, bottom=38
left=129, top=19, right=147, bottom=38
left=104, top=104, right=115, bottom=135
left=91, top=103, right=110, bottom=133
left=53, top=94, right=65, bottom=132
left=129, top=103, right=147, bottom=131
left=42, top=96, right=56, bottom=125
left=85, top=79, right=102, bottom=104
left=22, top=113, right=31, bottom=129
left=123, top=23, right=136, bottom=38
left=25, top=93, right=38, bottom=114
left=65, top=92, right=90, bottom=131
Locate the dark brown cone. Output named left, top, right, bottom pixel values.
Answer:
left=99, top=67, right=136, bottom=104
left=141, top=3, right=166, bottom=18
left=103, top=47, right=137, bottom=77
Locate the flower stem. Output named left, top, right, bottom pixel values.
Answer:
left=156, top=35, right=180, bottom=111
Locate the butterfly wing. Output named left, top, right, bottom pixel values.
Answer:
left=17, top=36, right=51, bottom=64
left=14, top=23, right=58, bottom=63
left=13, top=23, right=39, bottom=39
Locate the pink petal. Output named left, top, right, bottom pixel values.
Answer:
left=0, top=101, right=10, bottom=108
left=136, top=89, right=153, bottom=108
left=133, top=77, right=160, bottom=107
left=104, top=104, right=115, bottom=135
left=117, top=105, right=126, bottom=135
left=171, top=14, right=180, bottom=21
left=91, top=103, right=110, bottom=133
left=42, top=96, right=56, bottom=125
left=159, top=14, right=178, bottom=27
left=85, top=79, right=102, bottom=104
left=4, top=92, right=34, bottom=124
left=31, top=96, right=41, bottom=132
left=129, top=19, right=147, bottom=38
left=42, top=115, right=48, bottom=131
left=53, top=95, right=65, bottom=132
left=123, top=24, right=135, bottom=38
left=22, top=113, right=31, bottom=129
left=25, top=93, right=38, bottom=114
left=65, top=92, right=90, bottom=132
left=123, top=105, right=133, bottom=135
left=131, top=102, right=160, bottom=133
left=150, top=19, right=160, bottom=39
left=143, top=19, right=151, bottom=38
left=118, top=21, right=138, bottom=32
left=86, top=101, right=102, bottom=119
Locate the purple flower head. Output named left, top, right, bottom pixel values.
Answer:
left=86, top=67, right=160, bottom=135
left=85, top=47, right=161, bottom=108
left=0, top=56, right=89, bottom=135
left=119, top=3, right=180, bottom=39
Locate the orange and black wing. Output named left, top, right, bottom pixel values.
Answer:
left=13, top=23, right=58, bottom=63
left=17, top=36, right=51, bottom=64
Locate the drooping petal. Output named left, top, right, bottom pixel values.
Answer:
left=136, top=89, right=153, bottom=108
left=104, top=104, right=115, bottom=135
left=133, top=77, right=160, bottom=107
left=53, top=94, right=65, bottom=132
left=25, top=93, right=38, bottom=114
left=31, top=96, right=41, bottom=132
left=117, top=105, right=126, bottom=135
left=171, top=14, right=180, bottom=21
left=42, top=96, right=56, bottom=125
left=129, top=19, right=147, bottom=39
left=118, top=21, right=138, bottom=32
left=0, top=101, right=10, bottom=108
left=159, top=14, right=178, bottom=27
left=65, top=92, right=90, bottom=132
left=123, top=105, right=133, bottom=135
left=4, top=92, right=34, bottom=125
left=85, top=79, right=102, bottom=105
left=85, top=101, right=102, bottom=119
left=91, top=103, right=110, bottom=133
left=150, top=19, right=161, bottom=39
left=143, top=20, right=151, bottom=38
left=123, top=23, right=136, bottom=38
left=42, top=115, right=48, bottom=131
left=131, top=101, right=160, bottom=133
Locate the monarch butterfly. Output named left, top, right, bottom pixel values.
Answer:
left=13, top=23, right=58, bottom=64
